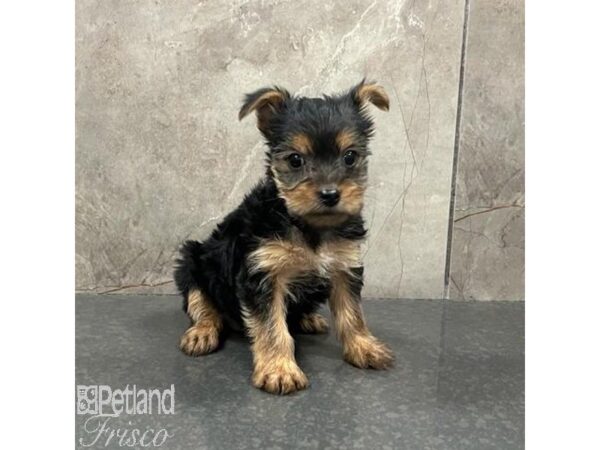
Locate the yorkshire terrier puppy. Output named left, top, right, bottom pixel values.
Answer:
left=174, top=80, right=393, bottom=395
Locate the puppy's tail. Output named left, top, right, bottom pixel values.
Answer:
left=174, top=240, right=203, bottom=312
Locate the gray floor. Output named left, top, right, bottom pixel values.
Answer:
left=76, top=295, right=524, bottom=450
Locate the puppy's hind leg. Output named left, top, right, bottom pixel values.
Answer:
left=297, top=313, right=329, bottom=334
left=180, top=289, right=223, bottom=356
left=174, top=240, right=223, bottom=356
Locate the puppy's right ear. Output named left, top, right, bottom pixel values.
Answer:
left=238, top=86, right=290, bottom=136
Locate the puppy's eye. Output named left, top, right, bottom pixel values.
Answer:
left=287, top=153, right=304, bottom=169
left=343, top=150, right=358, bottom=167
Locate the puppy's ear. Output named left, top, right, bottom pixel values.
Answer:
left=238, top=86, right=290, bottom=136
left=350, top=80, right=390, bottom=111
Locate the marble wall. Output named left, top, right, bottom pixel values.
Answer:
left=76, top=0, right=524, bottom=300
left=447, top=0, right=525, bottom=300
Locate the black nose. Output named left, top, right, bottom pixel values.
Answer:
left=319, top=188, right=340, bottom=207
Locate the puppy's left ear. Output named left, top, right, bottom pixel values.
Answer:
left=238, top=86, right=290, bottom=136
left=350, top=80, right=390, bottom=111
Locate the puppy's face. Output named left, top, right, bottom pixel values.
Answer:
left=239, top=81, right=389, bottom=227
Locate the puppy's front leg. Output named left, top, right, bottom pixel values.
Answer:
left=243, top=277, right=308, bottom=395
left=329, top=268, right=394, bottom=369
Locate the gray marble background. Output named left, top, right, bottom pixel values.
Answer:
left=76, top=0, right=524, bottom=301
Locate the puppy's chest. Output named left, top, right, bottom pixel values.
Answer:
left=248, top=232, right=362, bottom=279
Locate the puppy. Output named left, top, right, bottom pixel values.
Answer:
left=174, top=80, right=393, bottom=395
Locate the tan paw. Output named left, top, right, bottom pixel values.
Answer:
left=343, top=335, right=394, bottom=369
left=179, top=324, right=220, bottom=356
left=299, top=313, right=329, bottom=334
left=252, top=361, right=309, bottom=395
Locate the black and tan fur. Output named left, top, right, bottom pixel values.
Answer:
left=174, top=80, right=393, bottom=395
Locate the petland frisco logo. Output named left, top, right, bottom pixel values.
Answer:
left=77, top=384, right=175, bottom=447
